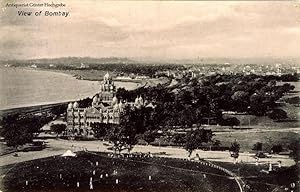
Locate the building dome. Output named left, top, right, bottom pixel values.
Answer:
left=138, top=96, right=143, bottom=104
left=118, top=102, right=123, bottom=108
left=134, top=96, right=139, bottom=105
left=93, top=95, right=98, bottom=103
left=104, top=72, right=111, bottom=81
left=113, top=103, right=119, bottom=111
left=118, top=102, right=124, bottom=111
left=68, top=102, right=73, bottom=109
left=73, top=102, right=79, bottom=108
left=112, top=96, right=118, bottom=105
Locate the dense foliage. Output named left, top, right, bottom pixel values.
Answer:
left=288, top=140, right=300, bottom=163
left=229, top=141, right=240, bottom=160
left=116, top=74, right=295, bottom=129
left=184, top=129, right=213, bottom=156
left=1, top=114, right=52, bottom=148
left=267, top=108, right=288, bottom=121
left=50, top=124, right=67, bottom=136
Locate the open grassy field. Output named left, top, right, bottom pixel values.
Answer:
left=1, top=152, right=239, bottom=192
left=215, top=130, right=299, bottom=152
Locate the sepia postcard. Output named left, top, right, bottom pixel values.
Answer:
left=0, top=1, right=299, bottom=192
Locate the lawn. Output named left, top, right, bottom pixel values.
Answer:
left=214, top=131, right=300, bottom=152
left=1, top=152, right=239, bottom=192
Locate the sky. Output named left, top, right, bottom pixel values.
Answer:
left=0, top=1, right=300, bottom=60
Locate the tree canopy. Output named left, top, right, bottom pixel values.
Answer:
left=267, top=109, right=288, bottom=121
left=229, top=140, right=240, bottom=159
left=1, top=114, right=52, bottom=148
left=50, top=124, right=66, bottom=136
left=106, top=106, right=138, bottom=153
left=184, top=129, right=213, bottom=157
left=116, top=73, right=294, bottom=129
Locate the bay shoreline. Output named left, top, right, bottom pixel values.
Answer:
left=0, top=67, right=144, bottom=111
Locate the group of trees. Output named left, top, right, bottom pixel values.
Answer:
left=116, top=74, right=294, bottom=130
left=0, top=114, right=52, bottom=149
left=91, top=106, right=140, bottom=153
left=184, top=129, right=213, bottom=157
left=267, top=109, right=288, bottom=121
left=229, top=140, right=240, bottom=162
left=252, top=141, right=299, bottom=160
left=50, top=124, right=67, bottom=137
left=104, top=73, right=296, bottom=157
left=88, top=102, right=216, bottom=156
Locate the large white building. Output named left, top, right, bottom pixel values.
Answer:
left=66, top=73, right=144, bottom=136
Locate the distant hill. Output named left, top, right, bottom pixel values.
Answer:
left=0, top=57, right=138, bottom=66
left=1, top=57, right=299, bottom=66
left=158, top=57, right=300, bottom=65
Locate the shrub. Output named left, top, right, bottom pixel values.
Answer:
left=267, top=109, right=287, bottom=121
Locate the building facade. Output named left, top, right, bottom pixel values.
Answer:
left=67, top=73, right=122, bottom=136
left=66, top=73, right=145, bottom=137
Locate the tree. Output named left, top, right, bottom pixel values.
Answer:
left=288, top=140, right=299, bottom=163
left=250, top=93, right=267, bottom=116
left=143, top=130, right=156, bottom=145
left=271, top=144, right=283, bottom=154
left=178, top=104, right=194, bottom=128
left=184, top=128, right=213, bottom=157
left=213, top=139, right=221, bottom=147
left=267, top=109, right=288, bottom=121
left=2, top=123, right=33, bottom=149
left=50, top=104, right=67, bottom=116
left=91, top=123, right=108, bottom=138
left=1, top=114, right=33, bottom=150
left=78, top=97, right=93, bottom=108
left=171, top=133, right=186, bottom=146
left=222, top=117, right=240, bottom=128
left=231, top=91, right=249, bottom=112
left=107, top=106, right=138, bottom=154
left=107, top=124, right=137, bottom=154
left=229, top=140, right=240, bottom=163
left=50, top=124, right=66, bottom=137
left=252, top=142, right=263, bottom=152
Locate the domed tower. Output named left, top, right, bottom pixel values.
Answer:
left=134, top=96, right=143, bottom=109
left=68, top=102, right=73, bottom=110
left=112, top=96, right=118, bottom=105
left=103, top=72, right=112, bottom=84
left=98, top=73, right=116, bottom=104
left=138, top=96, right=144, bottom=106
left=134, top=96, right=140, bottom=106
left=118, top=102, right=124, bottom=112
left=73, top=102, right=79, bottom=109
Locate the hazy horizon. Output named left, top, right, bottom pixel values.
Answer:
left=1, top=1, right=300, bottom=60
left=2, top=56, right=300, bottom=63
